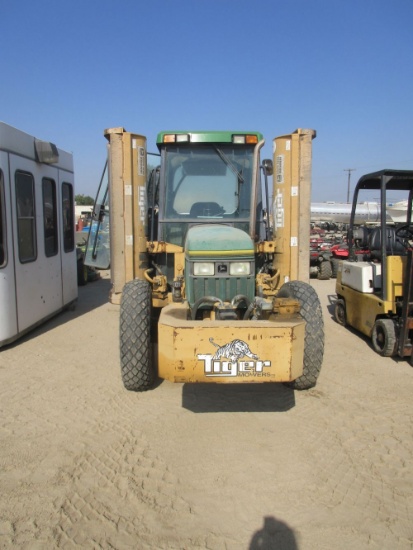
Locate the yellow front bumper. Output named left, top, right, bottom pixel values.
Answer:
left=158, top=303, right=305, bottom=383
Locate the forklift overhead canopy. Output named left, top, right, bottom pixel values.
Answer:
left=355, top=169, right=413, bottom=191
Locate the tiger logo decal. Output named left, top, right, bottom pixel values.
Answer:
left=209, top=337, right=259, bottom=362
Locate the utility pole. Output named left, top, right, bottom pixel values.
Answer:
left=344, top=168, right=356, bottom=203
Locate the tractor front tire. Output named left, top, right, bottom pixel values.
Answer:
left=278, top=281, right=324, bottom=390
left=371, top=318, right=398, bottom=357
left=120, top=279, right=155, bottom=391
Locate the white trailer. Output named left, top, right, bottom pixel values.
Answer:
left=0, top=122, right=77, bottom=347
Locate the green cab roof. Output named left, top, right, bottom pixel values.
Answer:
left=156, top=130, right=263, bottom=146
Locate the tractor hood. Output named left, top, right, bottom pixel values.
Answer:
left=185, top=225, right=254, bottom=259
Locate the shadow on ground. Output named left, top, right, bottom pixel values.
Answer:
left=182, top=382, right=295, bottom=413
left=2, top=274, right=113, bottom=350
left=249, top=515, right=298, bottom=550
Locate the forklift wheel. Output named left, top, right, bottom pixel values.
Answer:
left=371, top=319, right=398, bottom=357
left=278, top=281, right=324, bottom=390
left=120, top=279, right=155, bottom=391
left=334, top=299, right=346, bottom=326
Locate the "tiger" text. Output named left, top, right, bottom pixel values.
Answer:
left=198, top=355, right=271, bottom=377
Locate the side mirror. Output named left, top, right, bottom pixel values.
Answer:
left=262, top=159, right=273, bottom=176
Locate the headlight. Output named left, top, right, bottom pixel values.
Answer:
left=194, top=262, right=215, bottom=276
left=229, top=262, right=250, bottom=276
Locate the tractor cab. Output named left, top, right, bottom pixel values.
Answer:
left=150, top=132, right=266, bottom=249
left=145, top=131, right=273, bottom=307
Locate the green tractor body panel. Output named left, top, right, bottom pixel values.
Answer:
left=185, top=225, right=256, bottom=308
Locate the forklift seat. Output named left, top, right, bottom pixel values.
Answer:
left=369, top=226, right=406, bottom=259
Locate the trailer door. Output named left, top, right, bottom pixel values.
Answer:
left=0, top=152, right=18, bottom=345
left=59, top=176, right=77, bottom=305
left=10, top=155, right=63, bottom=333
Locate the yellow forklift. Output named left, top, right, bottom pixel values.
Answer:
left=335, top=169, right=413, bottom=362
left=85, top=127, right=324, bottom=391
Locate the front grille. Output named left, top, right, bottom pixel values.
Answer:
left=188, top=275, right=255, bottom=307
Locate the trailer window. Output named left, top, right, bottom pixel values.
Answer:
left=62, top=182, right=74, bottom=252
left=16, top=171, right=37, bottom=263
left=42, top=178, right=58, bottom=257
left=0, top=170, right=6, bottom=267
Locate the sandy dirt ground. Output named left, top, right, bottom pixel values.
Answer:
left=1, top=272, right=412, bottom=550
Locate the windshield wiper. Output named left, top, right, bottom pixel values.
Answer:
left=213, top=146, right=244, bottom=183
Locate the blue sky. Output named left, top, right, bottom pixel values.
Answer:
left=1, top=0, right=412, bottom=202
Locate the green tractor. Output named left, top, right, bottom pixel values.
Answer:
left=85, top=128, right=324, bottom=391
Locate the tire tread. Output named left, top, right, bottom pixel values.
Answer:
left=279, top=281, right=324, bottom=390
left=119, top=279, right=154, bottom=391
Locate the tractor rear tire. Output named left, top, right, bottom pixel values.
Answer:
left=318, top=260, right=332, bottom=280
left=77, top=258, right=88, bottom=286
left=278, top=281, right=324, bottom=390
left=120, top=279, right=155, bottom=391
left=371, top=318, right=398, bottom=357
left=331, top=258, right=339, bottom=278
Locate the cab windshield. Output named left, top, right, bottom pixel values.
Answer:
left=162, top=144, right=254, bottom=220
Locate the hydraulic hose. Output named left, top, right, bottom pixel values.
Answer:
left=191, top=296, right=223, bottom=321
left=144, top=268, right=156, bottom=284
left=231, top=294, right=251, bottom=309
left=144, top=263, right=164, bottom=284
left=243, top=301, right=256, bottom=320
